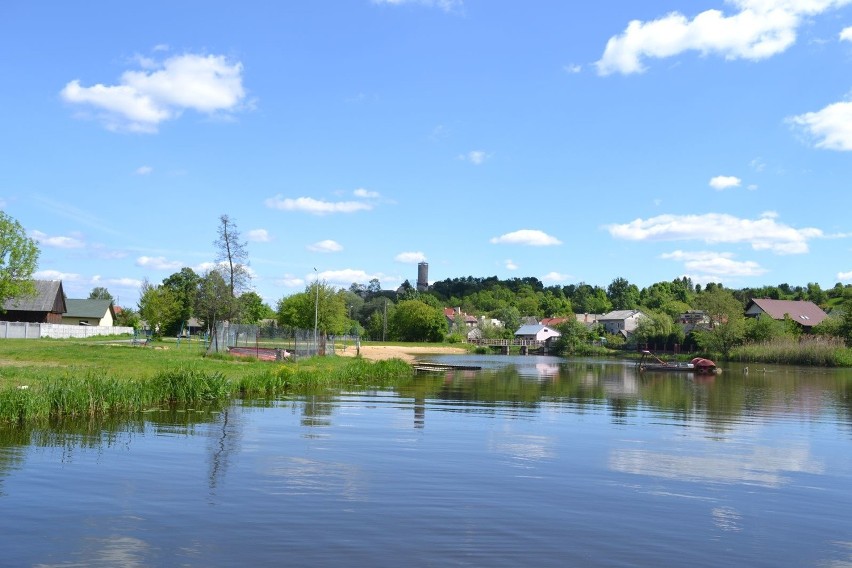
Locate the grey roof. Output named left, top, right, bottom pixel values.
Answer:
left=515, top=324, right=557, bottom=336
left=3, top=280, right=66, bottom=312
left=600, top=310, right=644, bottom=321
left=64, top=299, right=114, bottom=319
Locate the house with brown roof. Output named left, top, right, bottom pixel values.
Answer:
left=745, top=298, right=828, bottom=331
left=444, top=307, right=478, bottom=329
left=541, top=314, right=602, bottom=328
left=1, top=280, right=66, bottom=323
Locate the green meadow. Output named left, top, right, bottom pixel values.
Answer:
left=0, top=337, right=412, bottom=425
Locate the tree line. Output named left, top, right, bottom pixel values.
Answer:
left=1, top=209, right=849, bottom=350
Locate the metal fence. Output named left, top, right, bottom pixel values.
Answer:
left=206, top=322, right=357, bottom=359
left=0, top=321, right=134, bottom=339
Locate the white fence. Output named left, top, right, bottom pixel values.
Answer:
left=0, top=321, right=134, bottom=339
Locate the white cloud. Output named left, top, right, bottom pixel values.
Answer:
left=709, top=175, right=742, bottom=190
left=248, top=229, right=272, bottom=242
left=136, top=256, right=183, bottom=270
left=353, top=188, right=380, bottom=199
left=395, top=251, right=426, bottom=263
left=490, top=229, right=562, bottom=246
left=30, top=230, right=85, bottom=249
left=505, top=259, right=519, bottom=270
left=103, top=277, right=144, bottom=288
left=596, top=1, right=852, bottom=75
left=308, top=240, right=344, bottom=253
left=841, top=26, right=852, bottom=41
left=34, top=269, right=82, bottom=281
left=563, top=64, right=582, bottom=74
left=264, top=195, right=373, bottom=215
left=134, top=165, right=153, bottom=175
left=750, top=157, right=766, bottom=172
left=460, top=150, right=489, bottom=165
left=275, top=275, right=305, bottom=288
left=312, top=268, right=392, bottom=288
left=789, top=99, right=852, bottom=151
left=661, top=250, right=767, bottom=277
left=542, top=271, right=572, bottom=282
left=605, top=212, right=823, bottom=254
left=838, top=270, right=852, bottom=281
left=371, top=0, right=462, bottom=12
left=60, top=53, right=246, bottom=133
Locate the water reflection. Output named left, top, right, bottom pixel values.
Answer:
left=609, top=443, right=824, bottom=487
left=2, top=356, right=852, bottom=567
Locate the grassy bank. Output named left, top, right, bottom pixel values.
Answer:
left=729, top=337, right=852, bottom=367
left=0, top=338, right=413, bottom=425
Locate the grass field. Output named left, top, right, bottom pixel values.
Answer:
left=0, top=336, right=413, bottom=424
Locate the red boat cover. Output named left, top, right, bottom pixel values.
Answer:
left=689, top=357, right=716, bottom=369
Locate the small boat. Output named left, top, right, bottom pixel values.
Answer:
left=638, top=350, right=717, bottom=374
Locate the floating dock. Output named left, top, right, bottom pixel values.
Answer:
left=412, top=361, right=482, bottom=372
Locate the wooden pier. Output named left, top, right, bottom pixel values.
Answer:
left=412, top=361, right=482, bottom=373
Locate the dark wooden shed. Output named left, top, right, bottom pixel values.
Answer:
left=1, top=280, right=67, bottom=323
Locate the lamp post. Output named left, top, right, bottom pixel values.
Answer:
left=313, top=267, right=319, bottom=355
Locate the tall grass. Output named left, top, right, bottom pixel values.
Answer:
left=730, top=336, right=852, bottom=367
left=0, top=344, right=415, bottom=425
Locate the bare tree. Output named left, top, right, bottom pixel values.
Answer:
left=214, top=214, right=250, bottom=319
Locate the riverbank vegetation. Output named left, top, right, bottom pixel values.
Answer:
left=0, top=338, right=412, bottom=425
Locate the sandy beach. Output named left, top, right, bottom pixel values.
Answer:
left=337, top=344, right=468, bottom=363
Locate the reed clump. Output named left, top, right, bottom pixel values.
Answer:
left=730, top=336, right=852, bottom=367
left=0, top=344, right=416, bottom=425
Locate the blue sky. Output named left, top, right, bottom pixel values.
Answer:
left=2, top=0, right=852, bottom=308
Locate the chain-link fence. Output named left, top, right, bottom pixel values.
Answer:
left=206, top=322, right=359, bottom=360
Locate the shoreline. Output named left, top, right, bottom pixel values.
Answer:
left=337, top=344, right=468, bottom=363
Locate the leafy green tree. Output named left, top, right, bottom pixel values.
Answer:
left=396, top=279, right=418, bottom=301
left=195, top=270, right=231, bottom=330
left=276, top=281, right=348, bottom=335
left=114, top=305, right=141, bottom=329
left=838, top=299, right=852, bottom=347
left=571, top=283, right=612, bottom=314
left=276, top=292, right=311, bottom=329
left=137, top=279, right=180, bottom=338
left=692, top=287, right=745, bottom=358
left=389, top=299, right=446, bottom=342
left=492, top=305, right=521, bottom=337
left=607, top=277, right=640, bottom=310
left=540, top=289, right=572, bottom=317
left=0, top=211, right=39, bottom=310
left=162, top=267, right=200, bottom=333
left=367, top=278, right=382, bottom=296
left=238, top=291, right=274, bottom=324
left=88, top=287, right=113, bottom=300
left=743, top=315, right=785, bottom=343
left=633, top=311, right=680, bottom=349
left=806, top=282, right=827, bottom=306
left=553, top=319, right=594, bottom=355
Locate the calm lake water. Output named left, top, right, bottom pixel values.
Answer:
left=2, top=355, right=852, bottom=567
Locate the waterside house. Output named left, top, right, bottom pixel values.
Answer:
left=599, top=310, right=648, bottom=338
left=514, top=324, right=561, bottom=343
left=745, top=298, right=828, bottom=332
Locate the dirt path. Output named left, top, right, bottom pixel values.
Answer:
left=337, top=344, right=468, bottom=363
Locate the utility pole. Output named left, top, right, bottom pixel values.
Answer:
left=313, top=268, right=319, bottom=355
